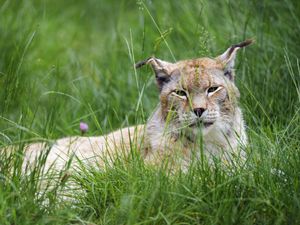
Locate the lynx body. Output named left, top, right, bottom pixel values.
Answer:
left=22, top=40, right=252, bottom=171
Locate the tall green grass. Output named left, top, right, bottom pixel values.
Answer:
left=0, top=0, right=299, bottom=224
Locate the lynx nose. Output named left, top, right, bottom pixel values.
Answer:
left=193, top=108, right=206, bottom=117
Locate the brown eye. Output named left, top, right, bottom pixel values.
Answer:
left=174, top=89, right=187, bottom=97
left=207, top=86, right=219, bottom=93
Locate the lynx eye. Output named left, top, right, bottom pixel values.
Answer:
left=207, top=86, right=219, bottom=93
left=175, top=90, right=187, bottom=96
left=172, top=89, right=188, bottom=99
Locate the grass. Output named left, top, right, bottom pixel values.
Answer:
left=0, top=0, right=300, bottom=224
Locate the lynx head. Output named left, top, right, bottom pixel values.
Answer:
left=136, top=40, right=253, bottom=135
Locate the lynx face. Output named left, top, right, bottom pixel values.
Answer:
left=158, top=58, right=239, bottom=134
left=136, top=39, right=252, bottom=138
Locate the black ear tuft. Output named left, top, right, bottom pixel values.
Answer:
left=216, top=39, right=254, bottom=82
left=135, top=57, right=153, bottom=69
left=135, top=57, right=175, bottom=91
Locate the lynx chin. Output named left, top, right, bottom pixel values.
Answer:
left=21, top=39, right=253, bottom=171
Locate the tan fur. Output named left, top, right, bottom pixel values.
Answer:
left=143, top=58, right=247, bottom=168
left=22, top=125, right=145, bottom=172
left=16, top=40, right=252, bottom=172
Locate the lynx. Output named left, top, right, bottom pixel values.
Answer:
left=21, top=39, right=252, bottom=172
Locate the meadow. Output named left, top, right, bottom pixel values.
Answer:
left=0, top=0, right=299, bottom=224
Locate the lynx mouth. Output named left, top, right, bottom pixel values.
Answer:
left=203, top=122, right=214, bottom=128
left=188, top=121, right=214, bottom=128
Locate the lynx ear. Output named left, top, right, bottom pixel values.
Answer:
left=216, top=39, right=253, bottom=80
left=135, top=57, right=175, bottom=90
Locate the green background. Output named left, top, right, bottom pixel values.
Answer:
left=0, top=0, right=299, bottom=224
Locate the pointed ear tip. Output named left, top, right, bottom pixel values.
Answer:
left=240, top=38, right=255, bottom=48
left=135, top=61, right=145, bottom=69
left=135, top=57, right=155, bottom=69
